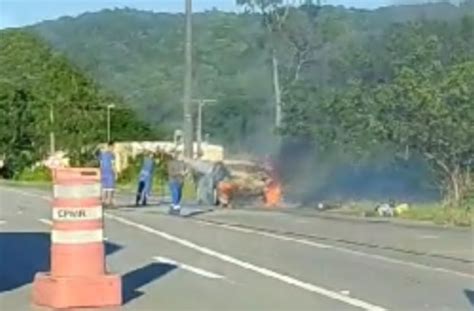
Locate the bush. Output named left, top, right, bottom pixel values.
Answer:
left=1, top=150, right=38, bottom=180
left=15, top=165, right=51, bottom=182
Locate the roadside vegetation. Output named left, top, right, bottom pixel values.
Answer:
left=329, top=201, right=473, bottom=227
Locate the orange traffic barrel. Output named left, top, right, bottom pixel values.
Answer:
left=32, top=168, right=121, bottom=309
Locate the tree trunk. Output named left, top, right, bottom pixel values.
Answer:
left=424, top=153, right=464, bottom=207
left=272, top=49, right=282, bottom=129
left=449, top=170, right=461, bottom=206
left=446, top=166, right=473, bottom=207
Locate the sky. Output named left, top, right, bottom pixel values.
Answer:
left=0, top=0, right=452, bottom=29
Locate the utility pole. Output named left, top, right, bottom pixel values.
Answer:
left=49, top=102, right=55, bottom=155
left=193, top=99, right=216, bottom=157
left=272, top=50, right=282, bottom=129
left=183, top=0, right=193, bottom=158
left=106, top=104, right=115, bottom=142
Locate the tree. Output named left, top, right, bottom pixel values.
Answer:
left=237, top=0, right=291, bottom=129
left=31, top=4, right=469, bottom=149
left=312, top=20, right=474, bottom=206
left=0, top=30, right=154, bottom=176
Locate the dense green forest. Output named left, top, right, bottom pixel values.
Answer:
left=1, top=1, right=472, bottom=206
left=31, top=1, right=473, bottom=146
left=0, top=30, right=155, bottom=178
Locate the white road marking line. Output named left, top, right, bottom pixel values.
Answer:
left=199, top=220, right=474, bottom=280
left=201, top=221, right=331, bottom=249
left=4, top=187, right=472, bottom=280
left=0, top=220, right=6, bottom=225
left=340, top=290, right=351, bottom=296
left=106, top=213, right=386, bottom=311
left=418, top=235, right=439, bottom=240
left=39, top=218, right=53, bottom=226
left=0, top=187, right=51, bottom=201
left=200, top=222, right=254, bottom=234
left=328, top=247, right=474, bottom=279
left=295, top=219, right=309, bottom=224
left=154, top=256, right=225, bottom=279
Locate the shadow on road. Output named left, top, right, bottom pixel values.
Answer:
left=114, top=203, right=164, bottom=209
left=182, top=208, right=215, bottom=218
left=0, top=232, right=122, bottom=293
left=122, top=262, right=176, bottom=304
left=465, top=289, right=474, bottom=307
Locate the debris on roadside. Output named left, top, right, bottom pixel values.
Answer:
left=374, top=200, right=410, bottom=217
left=313, top=201, right=342, bottom=211
left=375, top=201, right=395, bottom=217
left=394, top=203, right=410, bottom=216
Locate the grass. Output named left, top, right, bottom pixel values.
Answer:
left=397, top=204, right=473, bottom=227
left=327, top=201, right=473, bottom=227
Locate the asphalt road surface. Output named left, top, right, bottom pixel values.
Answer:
left=1, top=186, right=473, bottom=311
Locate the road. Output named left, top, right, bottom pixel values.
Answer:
left=0, top=186, right=473, bottom=311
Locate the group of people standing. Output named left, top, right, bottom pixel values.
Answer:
left=98, top=141, right=187, bottom=213
left=98, top=142, right=281, bottom=212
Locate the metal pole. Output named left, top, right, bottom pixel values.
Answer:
left=193, top=99, right=216, bottom=157
left=197, top=100, right=203, bottom=156
left=106, top=104, right=115, bottom=142
left=49, top=102, right=55, bottom=155
left=107, top=107, right=111, bottom=142
left=183, top=0, right=193, bottom=158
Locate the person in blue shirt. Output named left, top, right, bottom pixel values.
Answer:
left=99, top=141, right=116, bottom=208
left=136, top=150, right=156, bottom=206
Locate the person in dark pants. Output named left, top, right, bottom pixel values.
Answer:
left=167, top=155, right=187, bottom=215
left=135, top=151, right=155, bottom=206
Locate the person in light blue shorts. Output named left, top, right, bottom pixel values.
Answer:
left=99, top=141, right=116, bottom=208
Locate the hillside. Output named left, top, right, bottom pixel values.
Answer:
left=29, top=2, right=473, bottom=148
left=33, top=9, right=266, bottom=135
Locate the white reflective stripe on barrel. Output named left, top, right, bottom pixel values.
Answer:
left=53, top=183, right=101, bottom=199
left=51, top=229, right=103, bottom=244
left=52, top=206, right=103, bottom=221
